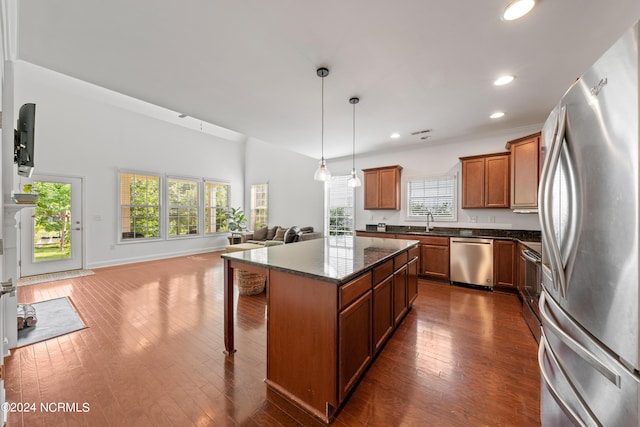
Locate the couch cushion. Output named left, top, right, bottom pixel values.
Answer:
left=273, top=226, right=287, bottom=241
left=300, top=226, right=314, bottom=233
left=266, top=225, right=279, bottom=240
left=253, top=226, right=268, bottom=241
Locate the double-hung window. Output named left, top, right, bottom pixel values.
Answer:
left=119, top=171, right=161, bottom=240
left=250, top=184, right=268, bottom=230
left=407, top=175, right=457, bottom=221
left=204, top=181, right=229, bottom=233
left=168, top=177, right=200, bottom=237
left=327, top=175, right=355, bottom=239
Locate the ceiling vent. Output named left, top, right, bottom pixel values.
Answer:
left=410, top=129, right=432, bottom=136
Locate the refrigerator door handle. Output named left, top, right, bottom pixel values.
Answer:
left=539, top=333, right=593, bottom=427
left=540, top=292, right=621, bottom=388
left=541, top=106, right=569, bottom=298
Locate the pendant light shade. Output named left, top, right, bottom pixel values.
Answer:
left=314, top=67, right=332, bottom=181
left=347, top=97, right=361, bottom=188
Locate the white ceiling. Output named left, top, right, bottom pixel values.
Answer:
left=17, top=0, right=640, bottom=160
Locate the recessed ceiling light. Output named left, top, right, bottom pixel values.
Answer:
left=490, top=112, right=505, bottom=119
left=390, top=133, right=400, bottom=139
left=494, top=75, right=515, bottom=86
left=502, top=0, right=535, bottom=21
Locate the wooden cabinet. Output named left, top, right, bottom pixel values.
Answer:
left=372, top=274, right=394, bottom=354
left=339, top=290, right=372, bottom=401
left=493, top=239, right=516, bottom=290
left=363, top=165, right=402, bottom=210
left=506, top=132, right=541, bottom=209
left=407, top=256, right=419, bottom=305
left=393, top=264, right=408, bottom=326
left=516, top=242, right=527, bottom=298
left=461, top=153, right=510, bottom=209
left=395, top=234, right=449, bottom=280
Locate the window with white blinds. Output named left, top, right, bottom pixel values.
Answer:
left=407, top=175, right=457, bottom=221
left=327, top=175, right=355, bottom=237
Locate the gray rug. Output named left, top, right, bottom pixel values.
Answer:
left=17, top=297, right=86, bottom=347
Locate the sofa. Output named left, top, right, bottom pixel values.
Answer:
left=239, top=225, right=322, bottom=246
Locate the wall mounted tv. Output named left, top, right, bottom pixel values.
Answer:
left=14, top=103, right=36, bottom=178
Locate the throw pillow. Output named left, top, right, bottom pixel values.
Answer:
left=253, top=226, right=268, bottom=240
left=273, top=226, right=287, bottom=241
left=266, top=225, right=279, bottom=240
left=284, top=226, right=300, bottom=243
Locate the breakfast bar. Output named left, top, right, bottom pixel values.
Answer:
left=221, top=236, right=419, bottom=423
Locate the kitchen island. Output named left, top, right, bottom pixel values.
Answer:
left=221, top=236, right=419, bottom=423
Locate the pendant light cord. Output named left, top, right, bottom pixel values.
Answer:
left=352, top=101, right=356, bottom=170
left=321, top=76, right=325, bottom=161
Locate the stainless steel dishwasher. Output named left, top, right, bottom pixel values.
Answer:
left=449, top=237, right=494, bottom=288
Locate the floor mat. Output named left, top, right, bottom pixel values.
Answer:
left=17, top=297, right=86, bottom=347
left=18, top=269, right=95, bottom=286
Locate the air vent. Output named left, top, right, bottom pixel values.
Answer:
left=410, top=129, right=432, bottom=136
left=420, top=136, right=431, bottom=140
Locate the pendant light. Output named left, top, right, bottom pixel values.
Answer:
left=347, top=97, right=361, bottom=187
left=313, top=67, right=332, bottom=181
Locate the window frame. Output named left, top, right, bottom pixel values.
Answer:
left=166, top=175, right=201, bottom=239
left=325, top=175, right=355, bottom=239
left=203, top=179, right=230, bottom=235
left=250, top=183, right=269, bottom=231
left=118, top=169, right=163, bottom=243
left=405, top=174, right=458, bottom=222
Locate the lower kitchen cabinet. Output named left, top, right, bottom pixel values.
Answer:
left=339, top=290, right=373, bottom=401
left=393, top=264, right=408, bottom=325
left=516, top=242, right=527, bottom=299
left=420, top=238, right=450, bottom=280
left=373, top=274, right=394, bottom=353
left=407, top=256, right=419, bottom=305
left=494, top=239, right=516, bottom=290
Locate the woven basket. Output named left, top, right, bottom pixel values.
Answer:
left=235, top=270, right=265, bottom=296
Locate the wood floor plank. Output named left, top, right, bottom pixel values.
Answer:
left=5, top=251, right=540, bottom=426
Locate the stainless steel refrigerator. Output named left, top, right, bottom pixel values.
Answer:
left=538, top=20, right=640, bottom=426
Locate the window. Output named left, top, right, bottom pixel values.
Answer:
left=327, top=175, right=354, bottom=238
left=250, top=184, right=268, bottom=230
left=204, top=181, right=229, bottom=233
left=119, top=172, right=161, bottom=240
left=167, top=177, right=200, bottom=237
left=407, top=175, right=457, bottom=221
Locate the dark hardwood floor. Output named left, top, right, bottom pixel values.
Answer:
left=5, top=251, right=540, bottom=426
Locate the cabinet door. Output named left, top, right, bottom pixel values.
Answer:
left=462, top=158, right=485, bottom=208
left=485, top=155, right=510, bottom=208
left=393, top=265, right=408, bottom=325
left=372, top=275, right=393, bottom=354
left=420, top=244, right=450, bottom=280
left=407, top=257, right=418, bottom=305
left=339, top=291, right=373, bottom=402
left=510, top=134, right=540, bottom=208
left=379, top=168, right=400, bottom=209
left=494, top=240, right=516, bottom=289
left=363, top=170, right=380, bottom=210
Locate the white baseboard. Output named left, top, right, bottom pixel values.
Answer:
left=87, top=245, right=228, bottom=269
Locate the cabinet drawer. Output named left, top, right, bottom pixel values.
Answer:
left=373, top=260, right=393, bottom=284
left=408, top=245, right=419, bottom=260
left=340, top=272, right=372, bottom=310
left=422, top=236, right=449, bottom=246
left=393, top=251, right=408, bottom=271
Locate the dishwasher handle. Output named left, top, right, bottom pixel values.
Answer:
left=450, top=237, right=493, bottom=245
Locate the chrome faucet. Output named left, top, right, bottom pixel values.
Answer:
left=426, top=211, right=435, bottom=232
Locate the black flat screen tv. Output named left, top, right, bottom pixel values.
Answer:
left=14, top=103, right=36, bottom=177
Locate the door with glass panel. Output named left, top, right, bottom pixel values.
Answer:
left=20, top=175, right=83, bottom=276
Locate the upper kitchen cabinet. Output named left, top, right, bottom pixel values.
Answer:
left=506, top=132, right=541, bottom=210
left=363, top=165, right=402, bottom=210
left=460, top=153, right=510, bottom=209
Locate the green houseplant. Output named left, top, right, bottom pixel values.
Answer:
left=225, top=207, right=248, bottom=232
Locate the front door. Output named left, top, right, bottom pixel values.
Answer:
left=20, top=175, right=83, bottom=277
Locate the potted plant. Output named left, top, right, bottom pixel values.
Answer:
left=225, top=207, right=248, bottom=232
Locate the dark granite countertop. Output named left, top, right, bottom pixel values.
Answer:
left=221, top=236, right=418, bottom=284
left=359, top=224, right=541, bottom=242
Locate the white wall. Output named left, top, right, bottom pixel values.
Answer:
left=328, top=127, right=543, bottom=231
left=244, top=137, right=324, bottom=232
left=15, top=61, right=246, bottom=268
